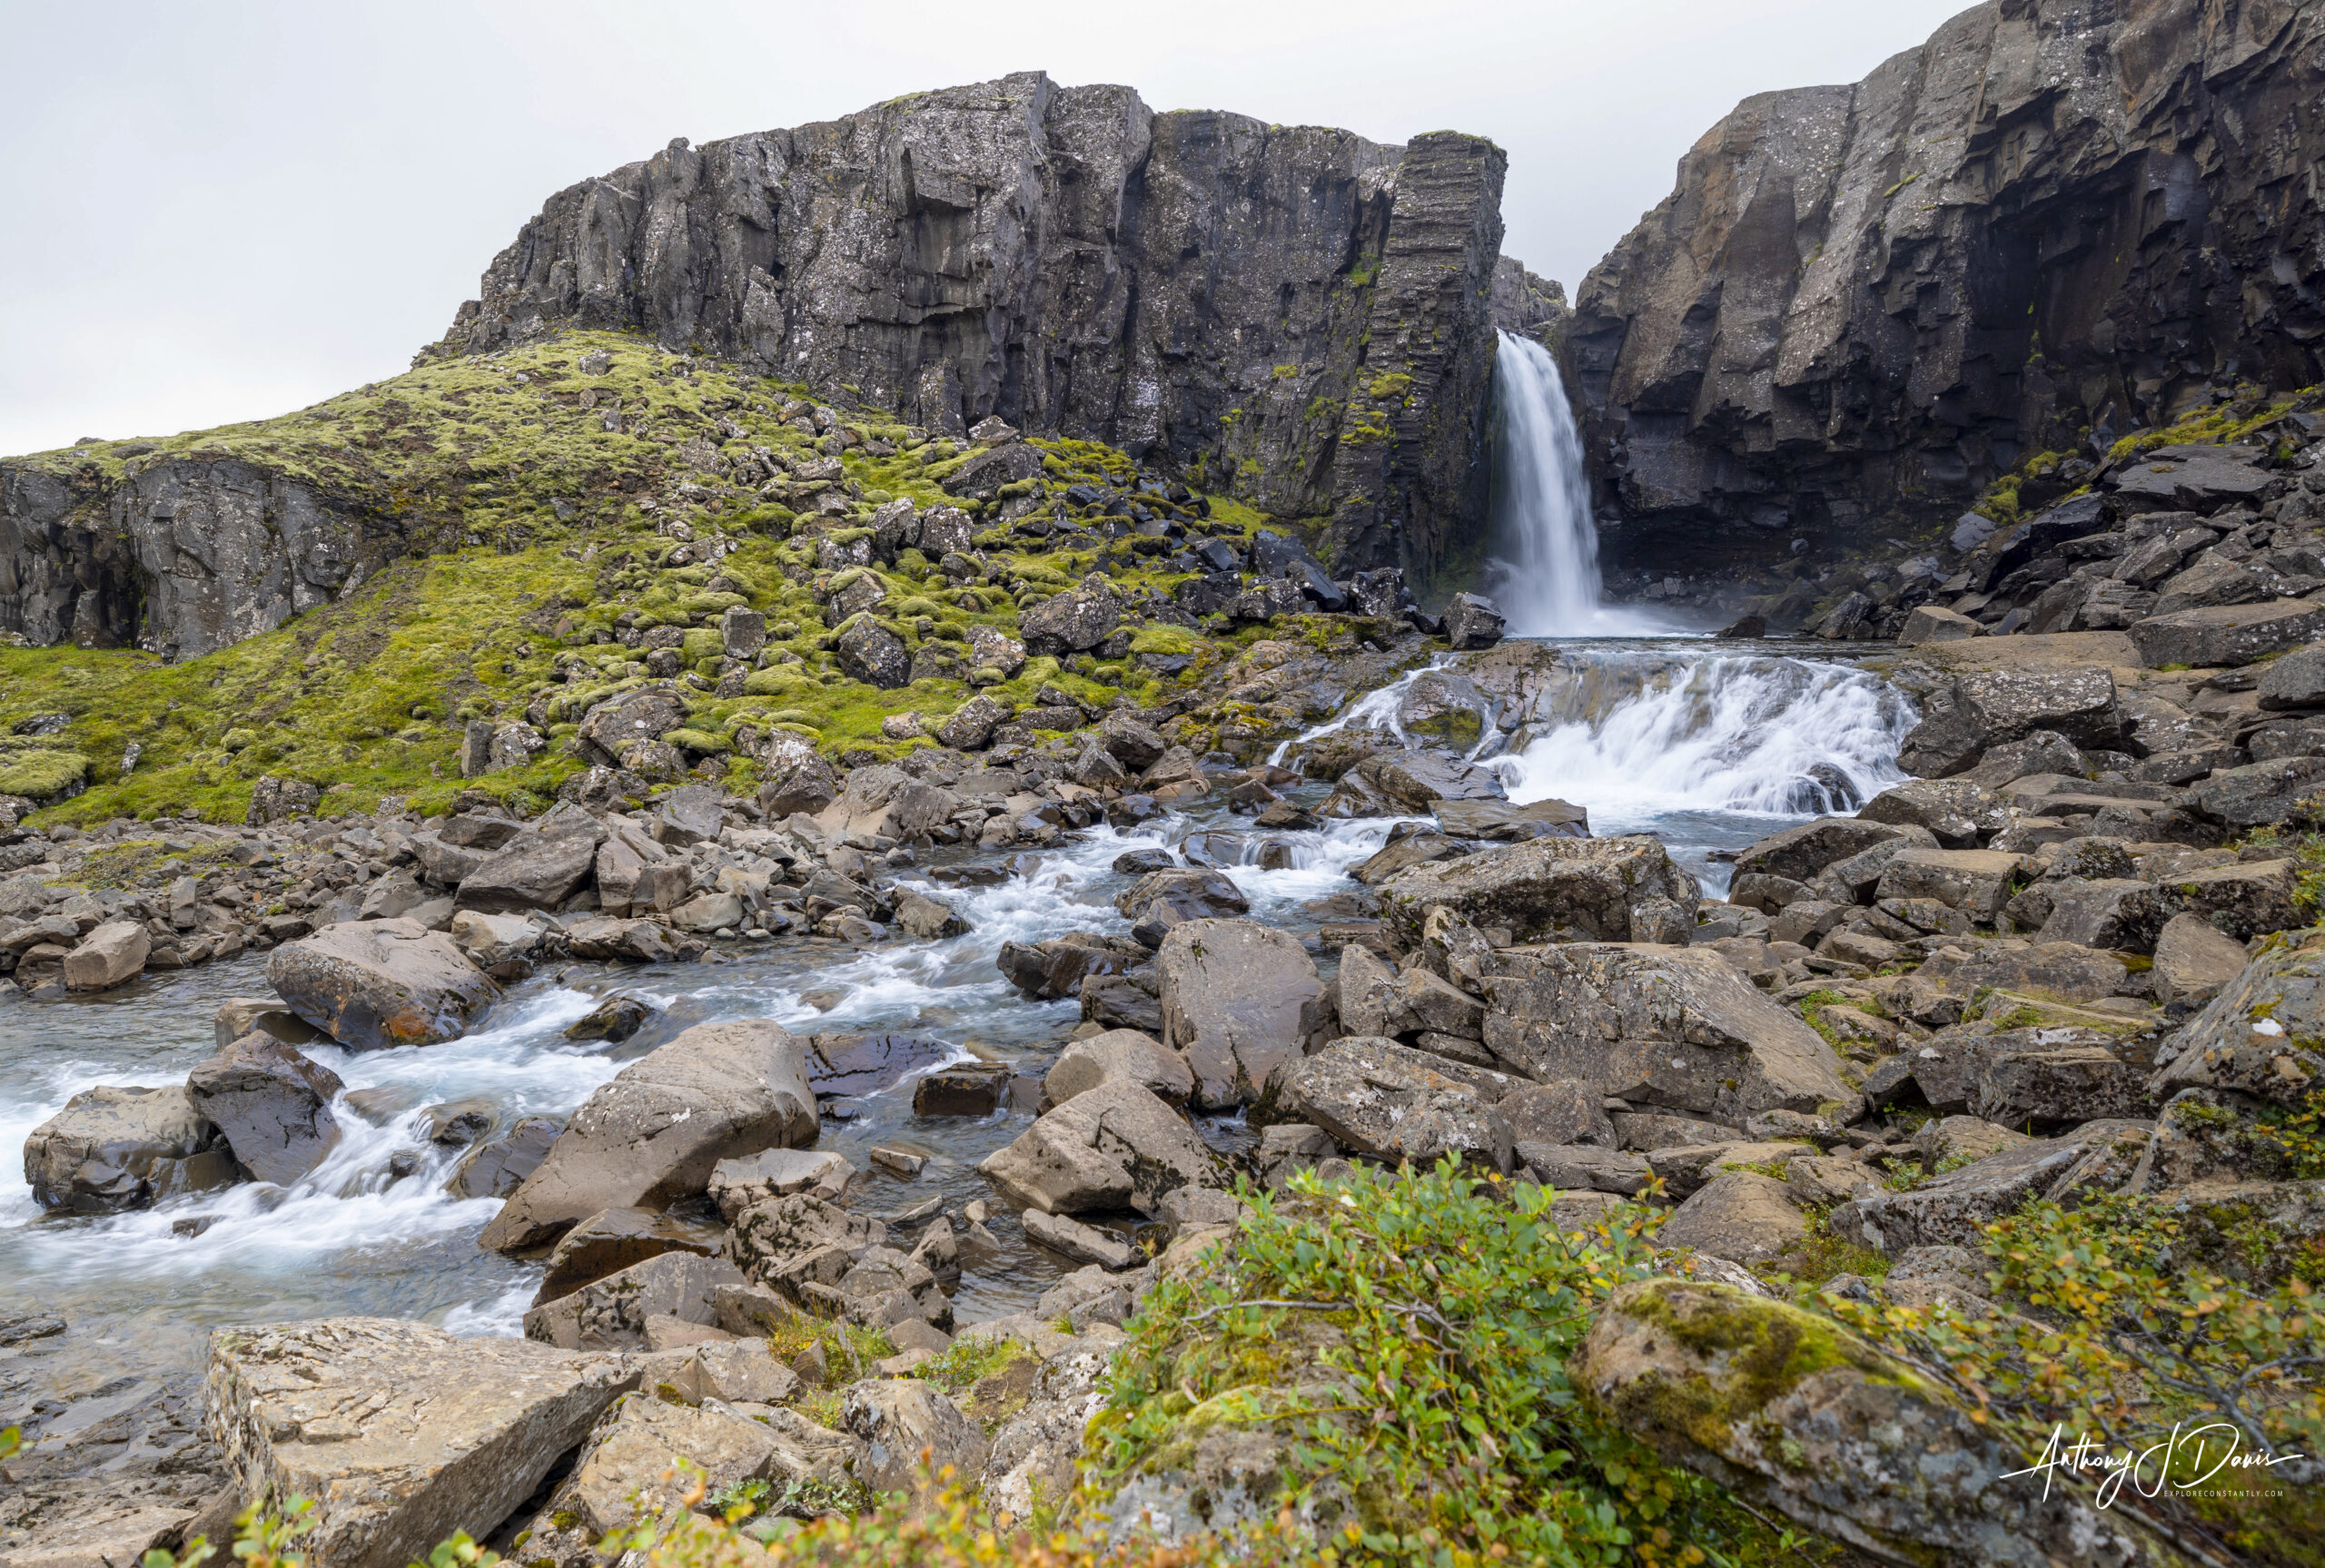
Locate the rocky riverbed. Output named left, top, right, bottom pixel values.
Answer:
left=8, top=589, right=2325, bottom=1565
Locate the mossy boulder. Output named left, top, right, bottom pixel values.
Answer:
left=0, top=748, right=90, bottom=801
left=1573, top=1279, right=2184, bottom=1568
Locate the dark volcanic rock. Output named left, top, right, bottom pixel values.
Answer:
left=425, top=74, right=1508, bottom=580
left=1567, top=1, right=2325, bottom=567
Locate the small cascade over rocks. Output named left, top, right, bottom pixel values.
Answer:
left=1491, top=652, right=1914, bottom=826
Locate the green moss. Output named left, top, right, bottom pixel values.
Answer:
left=0, top=749, right=90, bottom=801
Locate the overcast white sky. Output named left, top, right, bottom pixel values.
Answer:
left=0, top=0, right=1977, bottom=458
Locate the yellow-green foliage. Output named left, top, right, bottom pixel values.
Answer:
left=2106, top=389, right=2310, bottom=464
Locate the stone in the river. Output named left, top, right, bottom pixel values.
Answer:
left=444, top=1116, right=560, bottom=1200
left=23, top=1084, right=236, bottom=1213
left=912, top=1063, right=1013, bottom=1117
left=1480, top=943, right=1849, bottom=1122
left=1022, top=1209, right=1141, bottom=1270
left=806, top=1032, right=951, bottom=1097
left=480, top=1020, right=816, bottom=1253
left=893, top=887, right=970, bottom=939
left=1378, top=833, right=1701, bottom=945
left=524, top=1249, right=747, bottom=1350
left=62, top=920, right=151, bottom=991
left=267, top=918, right=498, bottom=1050
left=561, top=915, right=697, bottom=963
left=562, top=994, right=655, bottom=1042
left=206, top=1317, right=632, bottom=1566
left=185, top=1032, right=345, bottom=1188
left=1044, top=1028, right=1195, bottom=1109
left=531, top=1206, right=728, bottom=1305
left=1155, top=918, right=1326, bottom=1111
left=976, top=1079, right=1226, bottom=1216
left=214, top=996, right=324, bottom=1050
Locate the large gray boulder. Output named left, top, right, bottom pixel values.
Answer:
left=480, top=1020, right=816, bottom=1252
left=456, top=819, right=600, bottom=912
left=1480, top=943, right=1850, bottom=1122
left=1896, top=666, right=2122, bottom=778
left=205, top=1317, right=633, bottom=1568
left=266, top=919, right=498, bottom=1050
left=23, top=1084, right=234, bottom=1213
left=62, top=920, right=151, bottom=991
left=1654, top=1171, right=1806, bottom=1266
left=1730, top=817, right=1905, bottom=883
left=522, top=1249, right=747, bottom=1350
left=1377, top=833, right=1701, bottom=946
left=976, top=1079, right=1226, bottom=1215
left=843, top=1380, right=991, bottom=1512
left=1044, top=1029, right=1195, bottom=1109
left=185, top=1033, right=345, bottom=1188
left=1154, top=918, right=1326, bottom=1110
left=549, top=1395, right=796, bottom=1538
left=2128, top=598, right=2325, bottom=668
left=1018, top=576, right=1122, bottom=656
left=1270, top=1037, right=1513, bottom=1172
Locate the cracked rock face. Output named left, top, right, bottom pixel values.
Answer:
left=1569, top=0, right=2325, bottom=570
left=0, top=459, right=391, bottom=659
left=203, top=1317, right=633, bottom=1568
left=431, top=72, right=1507, bottom=579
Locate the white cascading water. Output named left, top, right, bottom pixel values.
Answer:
left=1491, top=654, right=1914, bottom=829
left=1484, top=330, right=1679, bottom=637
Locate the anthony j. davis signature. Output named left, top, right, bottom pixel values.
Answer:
left=2002, top=1423, right=2305, bottom=1508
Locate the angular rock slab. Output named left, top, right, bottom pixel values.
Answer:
left=1575, top=1280, right=2169, bottom=1568
left=1154, top=918, right=1325, bottom=1110
left=266, top=919, right=497, bottom=1050
left=1270, top=1036, right=1512, bottom=1172
left=976, top=1078, right=1224, bottom=1216
left=480, top=1020, right=816, bottom=1252
left=1479, top=943, right=1849, bottom=1122
left=185, top=1032, right=345, bottom=1188
left=204, top=1317, right=631, bottom=1568
left=1378, top=833, right=1700, bottom=945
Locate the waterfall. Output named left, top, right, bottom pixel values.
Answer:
left=1489, top=654, right=1915, bottom=827
left=1484, top=331, right=1680, bottom=637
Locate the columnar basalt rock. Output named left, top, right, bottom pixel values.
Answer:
left=430, top=73, right=1507, bottom=581
left=1568, top=0, right=2325, bottom=571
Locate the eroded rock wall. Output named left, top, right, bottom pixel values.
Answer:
left=1568, top=0, right=2325, bottom=571
left=0, top=458, right=396, bottom=659
left=434, top=72, right=1508, bottom=578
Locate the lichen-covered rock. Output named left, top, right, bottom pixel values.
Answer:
left=1654, top=1172, right=1806, bottom=1266
left=2148, top=931, right=2325, bottom=1108
left=523, top=1249, right=745, bottom=1351
left=1479, top=943, right=1848, bottom=1122
left=266, top=918, right=497, bottom=1050
left=1830, top=1120, right=2155, bottom=1252
left=204, top=1317, right=632, bottom=1568
left=1573, top=1280, right=2172, bottom=1568
left=1269, top=1036, right=1512, bottom=1172
left=1377, top=833, right=1701, bottom=945
left=843, top=1380, right=989, bottom=1512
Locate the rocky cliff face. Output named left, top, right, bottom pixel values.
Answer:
left=1, top=458, right=393, bottom=659
left=1568, top=0, right=2325, bottom=573
left=434, top=72, right=1508, bottom=579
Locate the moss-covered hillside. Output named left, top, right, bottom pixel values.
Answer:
left=0, top=330, right=1317, bottom=826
